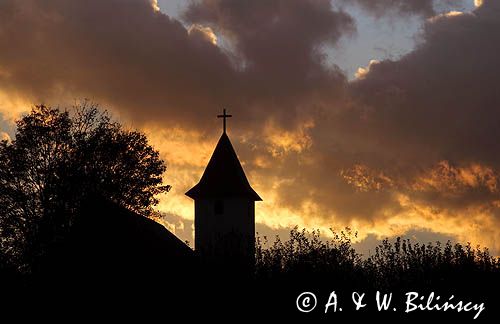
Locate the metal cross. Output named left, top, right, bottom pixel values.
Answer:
left=217, top=108, right=232, bottom=133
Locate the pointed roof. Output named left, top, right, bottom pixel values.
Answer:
left=185, top=133, right=262, bottom=201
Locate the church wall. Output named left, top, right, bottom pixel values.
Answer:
left=194, top=198, right=255, bottom=267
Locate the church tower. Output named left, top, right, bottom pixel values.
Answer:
left=186, top=109, right=261, bottom=271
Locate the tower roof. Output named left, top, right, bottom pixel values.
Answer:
left=185, top=133, right=262, bottom=201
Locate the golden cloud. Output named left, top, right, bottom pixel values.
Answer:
left=412, top=161, right=498, bottom=194
left=261, top=119, right=314, bottom=157
left=428, top=10, right=464, bottom=23
left=150, top=0, right=160, bottom=12
left=341, top=164, right=394, bottom=192
left=355, top=60, right=380, bottom=80
left=0, top=90, right=31, bottom=122
left=188, top=24, right=218, bottom=45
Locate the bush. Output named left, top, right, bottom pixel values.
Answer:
left=256, top=227, right=500, bottom=292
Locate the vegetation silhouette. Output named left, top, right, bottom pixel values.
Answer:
left=0, top=102, right=170, bottom=274
left=254, top=227, right=499, bottom=321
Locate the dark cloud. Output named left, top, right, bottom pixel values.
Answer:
left=183, top=0, right=355, bottom=127
left=314, top=0, right=500, bottom=245
left=0, top=0, right=238, bottom=128
left=339, top=0, right=465, bottom=17
left=0, top=0, right=353, bottom=131
left=348, top=0, right=500, bottom=171
left=233, top=0, right=500, bottom=250
left=184, top=0, right=353, bottom=72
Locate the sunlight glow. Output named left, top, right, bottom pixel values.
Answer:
left=355, top=60, right=380, bottom=80
left=150, top=0, right=160, bottom=12
left=428, top=11, right=464, bottom=23
left=0, top=91, right=31, bottom=122
left=188, top=24, right=218, bottom=45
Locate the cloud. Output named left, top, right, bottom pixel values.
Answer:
left=0, top=0, right=354, bottom=133
left=427, top=9, right=465, bottom=23
left=0, top=0, right=360, bottom=242
left=188, top=24, right=218, bottom=45
left=1, top=0, right=500, bottom=254
left=348, top=0, right=500, bottom=168
left=0, top=0, right=237, bottom=129
left=355, top=59, right=380, bottom=80
left=339, top=0, right=466, bottom=17
left=182, top=0, right=355, bottom=128
left=332, top=0, right=500, bottom=250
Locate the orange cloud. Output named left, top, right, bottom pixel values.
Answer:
left=412, top=161, right=498, bottom=195
left=341, top=164, right=394, bottom=192
left=1, top=0, right=500, bottom=256
left=188, top=24, right=218, bottom=45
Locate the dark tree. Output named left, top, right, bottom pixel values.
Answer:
left=0, top=102, right=170, bottom=272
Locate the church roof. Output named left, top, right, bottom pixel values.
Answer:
left=36, top=194, right=196, bottom=285
left=185, top=132, right=262, bottom=201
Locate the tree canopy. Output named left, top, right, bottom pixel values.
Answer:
left=0, top=102, right=170, bottom=271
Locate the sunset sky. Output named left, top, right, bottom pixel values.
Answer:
left=1, top=0, right=499, bottom=255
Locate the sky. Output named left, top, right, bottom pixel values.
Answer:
left=0, top=0, right=498, bottom=255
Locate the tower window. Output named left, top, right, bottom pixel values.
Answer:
left=214, top=200, right=224, bottom=214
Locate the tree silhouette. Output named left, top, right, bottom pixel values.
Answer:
left=0, top=102, right=170, bottom=272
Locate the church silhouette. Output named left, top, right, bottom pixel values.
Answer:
left=34, top=109, right=260, bottom=290
left=186, top=109, right=261, bottom=272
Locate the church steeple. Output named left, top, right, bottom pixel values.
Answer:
left=186, top=108, right=261, bottom=201
left=185, top=132, right=262, bottom=201
left=185, top=109, right=261, bottom=272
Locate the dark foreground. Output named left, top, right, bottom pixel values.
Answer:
left=1, top=268, right=498, bottom=323
left=1, top=198, right=498, bottom=322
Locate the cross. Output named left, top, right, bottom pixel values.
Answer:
left=217, top=108, right=232, bottom=133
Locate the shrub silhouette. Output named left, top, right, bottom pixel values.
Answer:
left=363, top=238, right=499, bottom=291
left=256, top=227, right=362, bottom=284
left=256, top=227, right=499, bottom=293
